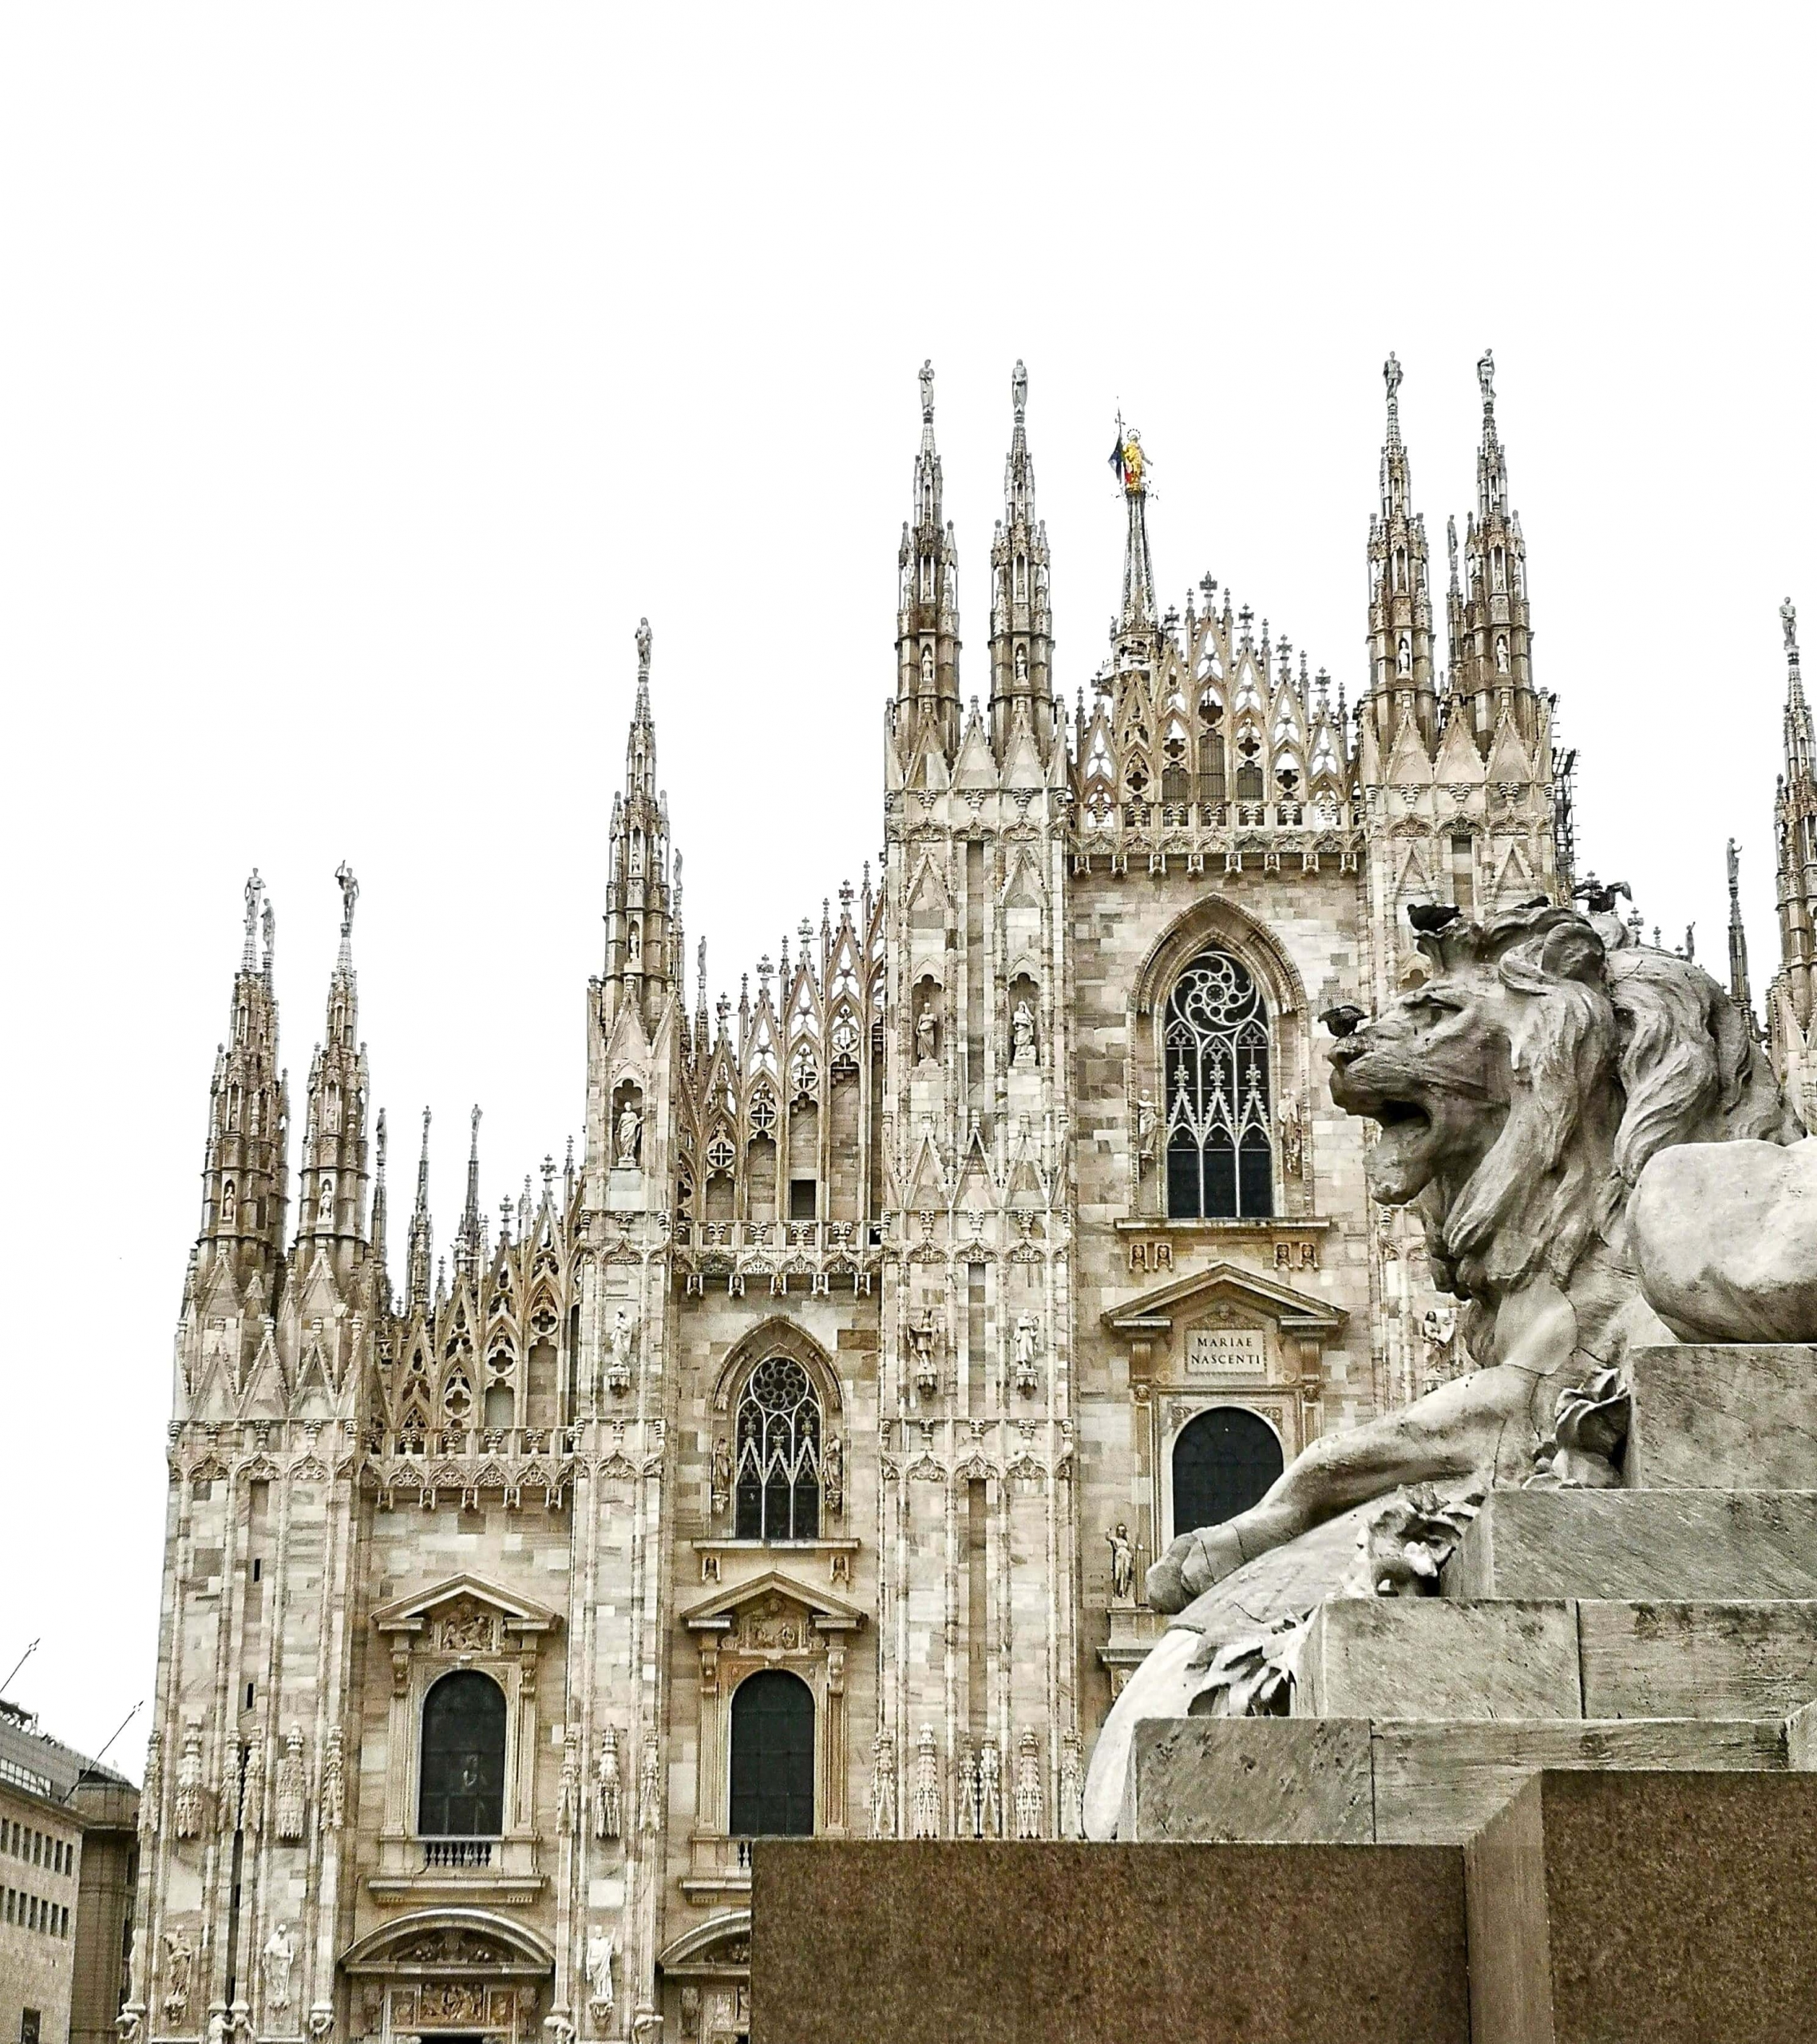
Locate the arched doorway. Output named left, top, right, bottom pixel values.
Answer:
left=1170, top=1407, right=1284, bottom=1539
left=728, top=1670, right=813, bottom=1837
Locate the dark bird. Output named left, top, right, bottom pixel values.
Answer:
left=1571, top=875, right=1632, bottom=915
left=1406, top=901, right=1461, bottom=935
left=1320, top=1004, right=1368, bottom=1039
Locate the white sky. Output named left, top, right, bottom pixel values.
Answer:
left=2, top=6, right=1813, bottom=1769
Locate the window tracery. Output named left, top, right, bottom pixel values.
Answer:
left=734, top=1357, right=822, bottom=1541
left=1164, top=948, right=1274, bottom=1219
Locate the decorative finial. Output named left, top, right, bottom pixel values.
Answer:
left=1477, top=348, right=1495, bottom=411
left=260, top=897, right=275, bottom=976
left=335, top=860, right=358, bottom=955
left=242, top=870, right=263, bottom=969
left=1011, top=360, right=1027, bottom=423
left=635, top=617, right=652, bottom=676
left=1784, top=597, right=1799, bottom=662
left=469, top=1103, right=482, bottom=1154
left=919, top=358, right=935, bottom=423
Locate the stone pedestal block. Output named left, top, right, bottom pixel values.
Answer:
left=1626, top=1344, right=1817, bottom=1490
left=1577, top=1598, right=1817, bottom=1718
left=750, top=1839, right=1470, bottom=2044
left=1444, top=1487, right=1817, bottom=1601
left=1122, top=1713, right=1789, bottom=1848
left=1124, top=1717, right=1373, bottom=1843
left=1369, top=1716, right=1787, bottom=1843
left=1465, top=1770, right=1817, bottom=2043
left=1296, top=1597, right=1578, bottom=1721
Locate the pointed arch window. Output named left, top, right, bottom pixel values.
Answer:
left=734, top=1357, right=821, bottom=1540
left=1164, top=949, right=1274, bottom=1219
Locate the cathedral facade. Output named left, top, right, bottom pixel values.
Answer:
left=128, top=355, right=1573, bottom=2043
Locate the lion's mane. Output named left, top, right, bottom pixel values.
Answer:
left=1416, top=906, right=1797, bottom=1312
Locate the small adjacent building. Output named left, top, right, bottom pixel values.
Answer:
left=0, top=1699, right=140, bottom=2044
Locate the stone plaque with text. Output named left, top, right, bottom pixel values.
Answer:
left=1187, top=1327, right=1268, bottom=1376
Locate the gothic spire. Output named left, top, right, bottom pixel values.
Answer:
left=196, top=872, right=289, bottom=1304
left=894, top=359, right=962, bottom=765
left=603, top=618, right=679, bottom=1029
left=1775, top=598, right=1817, bottom=1032
left=1728, top=838, right=1754, bottom=1016
left=295, top=864, right=370, bottom=1276
left=454, top=1104, right=483, bottom=1279
left=406, top=1107, right=432, bottom=1316
left=989, top=359, right=1053, bottom=756
left=1455, top=348, right=1537, bottom=755
left=1111, top=415, right=1158, bottom=658
left=1365, top=353, right=1438, bottom=755
left=369, top=1107, right=390, bottom=1306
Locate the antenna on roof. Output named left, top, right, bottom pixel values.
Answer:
left=90, top=1700, right=143, bottom=1769
left=1, top=1638, right=41, bottom=1697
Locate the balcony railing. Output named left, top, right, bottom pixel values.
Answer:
left=673, top=1217, right=885, bottom=1298
left=422, top=1837, right=494, bottom=1869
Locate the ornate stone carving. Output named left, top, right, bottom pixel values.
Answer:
left=869, top=1730, right=896, bottom=1838
left=608, top=1309, right=635, bottom=1397
left=615, top=1100, right=643, bottom=1168
left=172, top=1720, right=204, bottom=1839
left=239, top=1728, right=263, bottom=1834
left=319, top=1727, right=345, bottom=1832
left=1011, top=998, right=1037, bottom=1068
left=1059, top=1732, right=1083, bottom=1840
left=558, top=1729, right=581, bottom=1833
left=977, top=1737, right=1001, bottom=1839
left=1012, top=1312, right=1040, bottom=1396
left=638, top=1737, right=660, bottom=1833
left=1012, top=1729, right=1043, bottom=1839
left=274, top=1725, right=307, bottom=1841
left=911, top=1725, right=940, bottom=1839
left=141, top=1729, right=162, bottom=1836
left=161, top=1929, right=195, bottom=2020
left=440, top=1599, right=495, bottom=1654
left=594, top=1725, right=622, bottom=1840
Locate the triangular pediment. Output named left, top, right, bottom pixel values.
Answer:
left=371, top=1571, right=561, bottom=1637
left=679, top=1567, right=865, bottom=1634
left=1102, top=1258, right=1344, bottom=1335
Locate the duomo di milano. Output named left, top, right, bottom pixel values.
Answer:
left=129, top=351, right=1817, bottom=2043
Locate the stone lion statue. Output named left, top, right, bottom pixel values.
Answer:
left=1147, top=901, right=1799, bottom=1613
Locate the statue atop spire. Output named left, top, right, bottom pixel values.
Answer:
left=243, top=869, right=263, bottom=970
left=335, top=861, right=358, bottom=970
left=1110, top=414, right=1157, bottom=646
left=1384, top=352, right=1403, bottom=442
left=1011, top=359, right=1027, bottom=423
left=1785, top=596, right=1800, bottom=663
left=919, top=358, right=935, bottom=423
left=1478, top=347, right=1496, bottom=412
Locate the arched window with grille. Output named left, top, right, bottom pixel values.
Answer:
left=418, top=1670, right=506, bottom=1838
left=1171, top=1407, right=1285, bottom=1539
left=1164, top=948, right=1274, bottom=1218
left=734, top=1357, right=822, bottom=1540
left=729, top=1669, right=814, bottom=1836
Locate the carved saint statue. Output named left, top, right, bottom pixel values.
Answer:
left=239, top=1729, right=264, bottom=1834
left=1396, top=632, right=1412, bottom=676
left=1106, top=1521, right=1137, bottom=1603
left=635, top=616, right=652, bottom=669
left=915, top=1000, right=937, bottom=1065
left=616, top=1099, right=642, bottom=1168
left=910, top=1309, right=939, bottom=1396
left=585, top=1925, right=615, bottom=2014
left=1384, top=351, right=1402, bottom=404
left=1059, top=1731, right=1084, bottom=1840
left=1134, top=1094, right=1158, bottom=1168
left=162, top=1929, right=195, bottom=2015
left=711, top=1436, right=733, bottom=1513
left=639, top=1737, right=661, bottom=1832
left=609, top=1308, right=635, bottom=1392
left=1784, top=596, right=1799, bottom=656
left=1277, top=1094, right=1304, bottom=1178
left=1011, top=358, right=1027, bottom=420
left=1011, top=999, right=1037, bottom=1068
left=822, top=1432, right=843, bottom=1512
left=220, top=1179, right=237, bottom=1228
left=1014, top=642, right=1028, bottom=683
left=335, top=859, right=358, bottom=938
left=1013, top=1312, right=1039, bottom=1395
left=263, top=1923, right=296, bottom=2010
left=1478, top=348, right=1495, bottom=406
left=919, top=357, right=935, bottom=421
left=960, top=1745, right=983, bottom=1838
left=559, top=1730, right=581, bottom=1833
